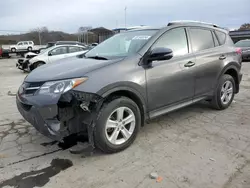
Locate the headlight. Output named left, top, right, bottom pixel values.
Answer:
left=37, top=77, right=88, bottom=95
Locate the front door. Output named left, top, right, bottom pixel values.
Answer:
left=146, top=27, right=196, bottom=112
left=22, top=41, right=29, bottom=50
left=48, top=46, right=68, bottom=63
left=16, top=42, right=23, bottom=50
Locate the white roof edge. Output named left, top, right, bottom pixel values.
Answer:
left=169, top=20, right=219, bottom=27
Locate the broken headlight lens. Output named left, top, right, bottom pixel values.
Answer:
left=38, top=77, right=88, bottom=95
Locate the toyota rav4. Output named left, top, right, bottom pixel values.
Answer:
left=16, top=21, right=242, bottom=153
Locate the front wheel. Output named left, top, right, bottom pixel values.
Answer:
left=211, top=74, right=235, bottom=110
left=30, top=62, right=45, bottom=71
left=27, top=47, right=32, bottom=51
left=94, top=97, right=141, bottom=153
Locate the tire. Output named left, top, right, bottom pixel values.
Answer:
left=11, top=48, right=16, bottom=53
left=30, top=62, right=44, bottom=71
left=27, top=47, right=32, bottom=51
left=94, top=97, right=141, bottom=153
left=211, top=74, right=236, bottom=110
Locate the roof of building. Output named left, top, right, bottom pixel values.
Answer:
left=89, top=27, right=114, bottom=34
left=229, top=30, right=250, bottom=36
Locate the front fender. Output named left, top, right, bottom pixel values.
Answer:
left=97, top=82, right=147, bottom=105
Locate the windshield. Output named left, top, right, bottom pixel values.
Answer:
left=85, top=30, right=157, bottom=58
left=235, top=40, right=250, bottom=47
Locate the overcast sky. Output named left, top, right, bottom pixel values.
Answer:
left=0, top=0, right=249, bottom=34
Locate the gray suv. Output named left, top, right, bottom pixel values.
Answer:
left=16, top=21, right=242, bottom=153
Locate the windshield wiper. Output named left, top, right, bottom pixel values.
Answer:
left=87, top=56, right=108, bottom=60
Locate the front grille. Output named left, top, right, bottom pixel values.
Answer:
left=20, top=82, right=45, bottom=95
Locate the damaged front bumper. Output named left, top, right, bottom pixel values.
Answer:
left=16, top=58, right=30, bottom=71
left=16, top=90, right=103, bottom=145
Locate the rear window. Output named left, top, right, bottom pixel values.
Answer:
left=189, top=28, right=214, bottom=52
left=215, top=31, right=226, bottom=45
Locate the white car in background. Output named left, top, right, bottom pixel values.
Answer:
left=28, top=44, right=88, bottom=71
left=10, top=41, right=34, bottom=52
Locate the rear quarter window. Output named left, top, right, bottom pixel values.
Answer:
left=215, top=30, right=226, bottom=45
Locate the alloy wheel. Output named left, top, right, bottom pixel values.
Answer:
left=220, top=80, right=233, bottom=105
left=105, top=107, right=136, bottom=145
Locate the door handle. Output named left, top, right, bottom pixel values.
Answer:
left=184, top=61, right=195, bottom=67
left=219, top=55, right=226, bottom=60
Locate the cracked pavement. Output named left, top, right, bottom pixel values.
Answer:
left=0, top=58, right=250, bottom=188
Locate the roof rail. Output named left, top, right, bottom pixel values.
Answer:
left=168, top=20, right=219, bottom=27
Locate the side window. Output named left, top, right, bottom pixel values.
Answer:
left=69, top=46, right=83, bottom=53
left=212, top=31, right=219, bottom=46
left=215, top=31, right=226, bottom=45
left=17, top=42, right=23, bottom=46
left=23, top=42, right=28, bottom=45
left=189, top=28, right=214, bottom=52
left=50, top=47, right=68, bottom=56
left=152, top=28, right=188, bottom=57
left=28, top=41, right=33, bottom=45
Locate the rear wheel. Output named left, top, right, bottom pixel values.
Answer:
left=11, top=48, right=16, bottom=53
left=94, top=97, right=141, bottom=153
left=211, top=74, right=235, bottom=110
left=27, top=47, right=32, bottom=51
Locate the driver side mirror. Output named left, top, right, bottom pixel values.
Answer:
left=48, top=52, right=52, bottom=56
left=147, top=47, right=173, bottom=62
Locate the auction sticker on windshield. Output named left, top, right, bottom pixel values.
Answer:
left=132, top=36, right=151, bottom=40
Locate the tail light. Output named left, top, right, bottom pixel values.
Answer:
left=236, top=48, right=242, bottom=55
left=0, top=48, right=2, bottom=56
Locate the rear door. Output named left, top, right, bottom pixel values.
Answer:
left=48, top=46, right=68, bottom=63
left=187, top=27, right=224, bottom=97
left=22, top=41, right=29, bottom=50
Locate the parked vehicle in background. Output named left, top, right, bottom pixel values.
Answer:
left=9, top=41, right=34, bottom=52
left=16, top=52, right=39, bottom=71
left=55, top=41, right=87, bottom=46
left=0, top=45, right=11, bottom=58
left=0, top=46, right=2, bottom=57
left=39, top=42, right=56, bottom=52
left=235, top=39, right=250, bottom=61
left=39, top=41, right=87, bottom=52
left=91, top=43, right=98, bottom=47
left=27, top=44, right=88, bottom=71
left=17, top=21, right=242, bottom=153
left=88, top=43, right=99, bottom=49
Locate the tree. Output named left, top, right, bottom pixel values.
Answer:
left=238, top=23, right=250, bottom=31
left=40, top=27, right=49, bottom=33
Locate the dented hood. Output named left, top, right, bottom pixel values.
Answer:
left=25, top=56, right=122, bottom=82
